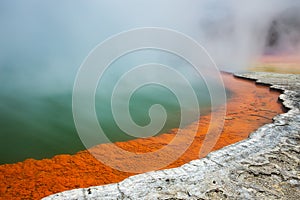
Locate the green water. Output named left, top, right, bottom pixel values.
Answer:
left=0, top=87, right=214, bottom=164
left=0, top=93, right=82, bottom=164
left=0, top=51, right=229, bottom=164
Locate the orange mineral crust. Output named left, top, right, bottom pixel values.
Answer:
left=0, top=73, right=284, bottom=200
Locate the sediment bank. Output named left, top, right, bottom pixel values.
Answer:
left=0, top=73, right=285, bottom=200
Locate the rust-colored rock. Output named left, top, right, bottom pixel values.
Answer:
left=0, top=73, right=284, bottom=200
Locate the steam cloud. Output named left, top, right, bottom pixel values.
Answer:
left=0, top=0, right=299, bottom=92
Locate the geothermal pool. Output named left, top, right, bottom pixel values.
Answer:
left=0, top=85, right=216, bottom=164
left=0, top=51, right=228, bottom=164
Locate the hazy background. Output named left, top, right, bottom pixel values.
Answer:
left=0, top=0, right=299, bottom=163
left=0, top=0, right=299, bottom=93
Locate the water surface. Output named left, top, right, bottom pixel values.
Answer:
left=0, top=50, right=228, bottom=164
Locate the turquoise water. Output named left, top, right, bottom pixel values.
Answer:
left=0, top=82, right=212, bottom=164
left=0, top=50, right=228, bottom=164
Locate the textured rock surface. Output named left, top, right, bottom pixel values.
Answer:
left=44, top=72, right=300, bottom=200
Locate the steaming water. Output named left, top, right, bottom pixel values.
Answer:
left=0, top=49, right=229, bottom=164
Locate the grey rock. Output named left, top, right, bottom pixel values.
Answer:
left=43, top=72, right=300, bottom=200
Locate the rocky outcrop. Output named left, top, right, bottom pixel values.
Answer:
left=44, top=72, right=300, bottom=200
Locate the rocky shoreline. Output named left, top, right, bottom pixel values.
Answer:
left=44, top=72, right=300, bottom=200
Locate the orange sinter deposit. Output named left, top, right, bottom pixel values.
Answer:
left=0, top=73, right=285, bottom=200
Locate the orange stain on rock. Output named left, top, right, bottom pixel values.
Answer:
left=0, top=73, right=284, bottom=200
